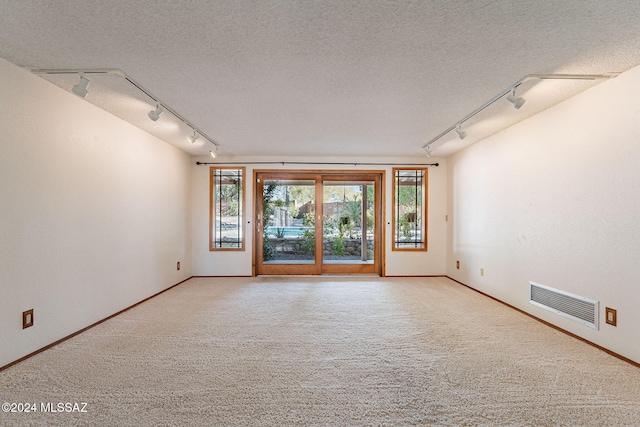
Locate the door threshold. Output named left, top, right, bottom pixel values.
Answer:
left=256, top=274, right=381, bottom=278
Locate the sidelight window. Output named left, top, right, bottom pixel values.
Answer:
left=210, top=167, right=245, bottom=250
left=392, top=168, right=427, bottom=251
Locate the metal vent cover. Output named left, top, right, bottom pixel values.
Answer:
left=529, top=281, right=599, bottom=330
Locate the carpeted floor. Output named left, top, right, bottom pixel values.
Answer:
left=1, top=276, right=639, bottom=426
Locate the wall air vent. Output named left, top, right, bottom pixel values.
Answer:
left=529, top=281, right=599, bottom=330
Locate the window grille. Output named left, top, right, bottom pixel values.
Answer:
left=393, top=168, right=427, bottom=251
left=210, top=167, right=245, bottom=250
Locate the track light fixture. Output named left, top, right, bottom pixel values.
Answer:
left=421, top=73, right=617, bottom=153
left=506, top=87, right=525, bottom=110
left=209, top=144, right=219, bottom=158
left=72, top=74, right=91, bottom=98
left=455, top=124, right=467, bottom=140
left=424, top=145, right=432, bottom=158
left=148, top=104, right=164, bottom=121
left=187, top=130, right=200, bottom=144
left=32, top=68, right=234, bottom=155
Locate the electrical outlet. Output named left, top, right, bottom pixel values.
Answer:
left=480, top=268, right=484, bottom=276
left=177, top=261, right=181, bottom=271
left=23, top=309, right=34, bottom=329
left=605, top=307, right=617, bottom=326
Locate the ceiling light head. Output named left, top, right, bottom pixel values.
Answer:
left=506, top=88, right=525, bottom=109
left=187, top=131, right=200, bottom=144
left=210, top=150, right=217, bottom=159
left=148, top=105, right=164, bottom=121
left=72, top=74, right=90, bottom=98
left=455, top=124, right=467, bottom=140
left=423, top=145, right=432, bottom=158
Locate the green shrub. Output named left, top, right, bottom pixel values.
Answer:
left=332, top=236, right=345, bottom=256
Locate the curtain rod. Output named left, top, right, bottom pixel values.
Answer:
left=196, top=161, right=439, bottom=167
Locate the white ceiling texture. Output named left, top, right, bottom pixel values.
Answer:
left=2, top=1, right=640, bottom=158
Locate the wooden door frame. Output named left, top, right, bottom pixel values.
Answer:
left=252, top=169, right=385, bottom=276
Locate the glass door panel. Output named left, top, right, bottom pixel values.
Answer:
left=322, top=181, right=375, bottom=265
left=262, top=179, right=316, bottom=264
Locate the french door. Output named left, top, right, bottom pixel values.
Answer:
left=255, top=171, right=383, bottom=275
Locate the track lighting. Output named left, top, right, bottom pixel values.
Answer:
left=421, top=73, right=617, bottom=152
left=210, top=145, right=219, bottom=158
left=72, top=75, right=90, bottom=98
left=148, top=105, right=164, bottom=121
left=506, top=87, right=525, bottom=109
left=424, top=145, right=432, bottom=158
left=187, top=131, right=200, bottom=144
left=455, top=124, right=467, bottom=140
left=33, top=68, right=223, bottom=153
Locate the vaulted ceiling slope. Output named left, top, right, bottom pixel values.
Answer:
left=2, top=1, right=640, bottom=158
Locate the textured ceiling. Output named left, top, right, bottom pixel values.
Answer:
left=2, top=0, right=640, bottom=158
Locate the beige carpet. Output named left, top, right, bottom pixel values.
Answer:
left=1, top=276, right=639, bottom=426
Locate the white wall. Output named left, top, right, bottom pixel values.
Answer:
left=446, top=64, right=640, bottom=363
left=192, top=156, right=447, bottom=276
left=0, top=58, right=193, bottom=368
